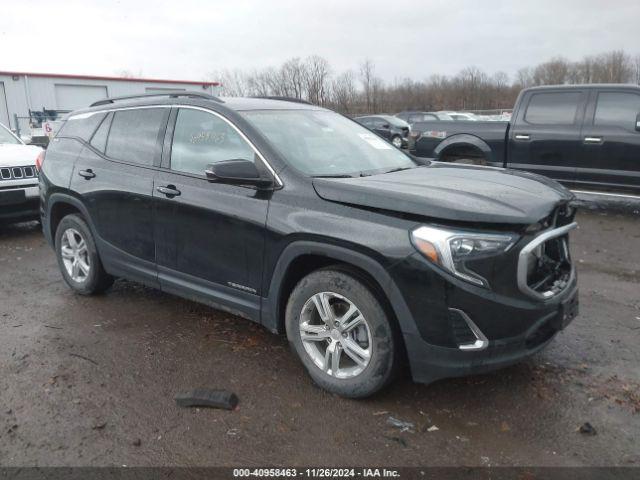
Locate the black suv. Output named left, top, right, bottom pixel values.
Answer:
left=40, top=92, right=579, bottom=398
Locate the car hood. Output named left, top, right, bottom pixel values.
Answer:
left=0, top=144, right=42, bottom=167
left=312, top=163, right=575, bottom=225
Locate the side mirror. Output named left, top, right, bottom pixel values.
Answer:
left=204, top=159, right=273, bottom=188
left=636, top=113, right=640, bottom=132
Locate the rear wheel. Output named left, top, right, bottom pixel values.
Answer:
left=55, top=214, right=114, bottom=295
left=285, top=268, right=398, bottom=398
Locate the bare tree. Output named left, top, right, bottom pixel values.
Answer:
left=209, top=49, right=638, bottom=116
left=280, top=58, right=307, bottom=99
left=331, top=71, right=358, bottom=113
left=359, top=59, right=375, bottom=113
left=115, top=69, right=143, bottom=79
left=304, top=56, right=331, bottom=105
left=533, top=57, right=570, bottom=85
left=213, top=69, right=251, bottom=96
left=594, top=50, right=633, bottom=83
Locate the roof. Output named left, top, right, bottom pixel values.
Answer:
left=523, top=83, right=640, bottom=91
left=67, top=95, right=323, bottom=118
left=0, top=70, right=219, bottom=86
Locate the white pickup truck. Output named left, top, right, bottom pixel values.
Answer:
left=0, top=122, right=43, bottom=224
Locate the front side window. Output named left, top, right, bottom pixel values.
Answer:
left=525, top=92, right=581, bottom=125
left=594, top=92, right=640, bottom=130
left=241, top=109, right=417, bottom=177
left=170, top=108, right=255, bottom=176
left=0, top=123, right=21, bottom=145
left=106, top=108, right=166, bottom=166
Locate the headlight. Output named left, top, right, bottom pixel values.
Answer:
left=410, top=225, right=518, bottom=287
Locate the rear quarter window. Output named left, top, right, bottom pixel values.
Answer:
left=524, top=92, right=581, bottom=125
left=105, top=108, right=167, bottom=166
left=57, top=112, right=107, bottom=141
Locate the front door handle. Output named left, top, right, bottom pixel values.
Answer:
left=514, top=134, right=530, bottom=141
left=78, top=169, right=96, bottom=179
left=156, top=185, right=181, bottom=197
left=584, top=137, right=603, bottom=144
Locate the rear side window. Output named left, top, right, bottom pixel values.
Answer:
left=594, top=92, right=640, bottom=130
left=58, top=112, right=107, bottom=141
left=90, top=112, right=112, bottom=153
left=106, top=108, right=166, bottom=166
left=524, top=92, right=581, bottom=125
left=170, top=108, right=255, bottom=176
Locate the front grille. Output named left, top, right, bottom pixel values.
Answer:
left=517, top=222, right=577, bottom=300
left=0, top=165, right=36, bottom=181
left=526, top=235, right=572, bottom=296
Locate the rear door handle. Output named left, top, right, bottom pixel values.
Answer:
left=156, top=185, right=181, bottom=197
left=78, top=169, right=96, bottom=179
left=584, top=137, right=603, bottom=144
left=514, top=134, right=530, bottom=140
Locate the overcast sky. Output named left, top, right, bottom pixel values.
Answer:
left=1, top=0, right=638, bottom=83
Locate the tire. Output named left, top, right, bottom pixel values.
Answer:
left=285, top=268, right=399, bottom=398
left=391, top=135, right=403, bottom=149
left=54, top=214, right=114, bottom=295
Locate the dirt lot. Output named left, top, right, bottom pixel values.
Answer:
left=0, top=208, right=639, bottom=467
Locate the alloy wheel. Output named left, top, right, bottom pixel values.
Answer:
left=60, top=228, right=91, bottom=283
left=392, top=136, right=403, bottom=148
left=299, top=291, right=372, bottom=379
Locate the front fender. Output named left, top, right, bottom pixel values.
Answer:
left=262, top=240, right=418, bottom=337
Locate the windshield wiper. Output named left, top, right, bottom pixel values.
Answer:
left=383, top=166, right=414, bottom=174
left=310, top=174, right=355, bottom=178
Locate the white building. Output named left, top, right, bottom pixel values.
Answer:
left=0, top=70, right=221, bottom=134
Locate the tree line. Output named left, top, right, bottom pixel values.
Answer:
left=211, top=50, right=640, bottom=115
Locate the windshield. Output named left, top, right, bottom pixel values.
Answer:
left=0, top=124, right=21, bottom=145
left=241, top=110, right=417, bottom=177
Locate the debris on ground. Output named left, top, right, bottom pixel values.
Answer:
left=386, top=416, right=414, bottom=432
left=427, top=425, right=439, bottom=432
left=92, top=422, right=107, bottom=430
left=578, top=422, right=597, bottom=436
left=69, top=353, right=99, bottom=365
left=175, top=389, right=239, bottom=410
left=384, top=435, right=408, bottom=447
left=132, top=438, right=141, bottom=447
left=500, top=421, right=511, bottom=432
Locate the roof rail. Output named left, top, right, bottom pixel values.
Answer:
left=252, top=96, right=313, bottom=105
left=90, top=91, right=224, bottom=107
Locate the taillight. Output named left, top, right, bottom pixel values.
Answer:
left=35, top=150, right=45, bottom=172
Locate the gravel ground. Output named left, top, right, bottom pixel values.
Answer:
left=0, top=208, right=638, bottom=467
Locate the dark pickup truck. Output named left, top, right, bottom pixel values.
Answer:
left=412, top=84, right=640, bottom=196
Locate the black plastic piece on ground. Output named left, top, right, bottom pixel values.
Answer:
left=175, top=389, right=239, bottom=410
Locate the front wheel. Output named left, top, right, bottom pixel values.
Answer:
left=391, top=135, right=403, bottom=149
left=285, top=268, right=399, bottom=398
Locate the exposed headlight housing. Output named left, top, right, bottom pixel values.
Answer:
left=410, top=225, right=518, bottom=287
